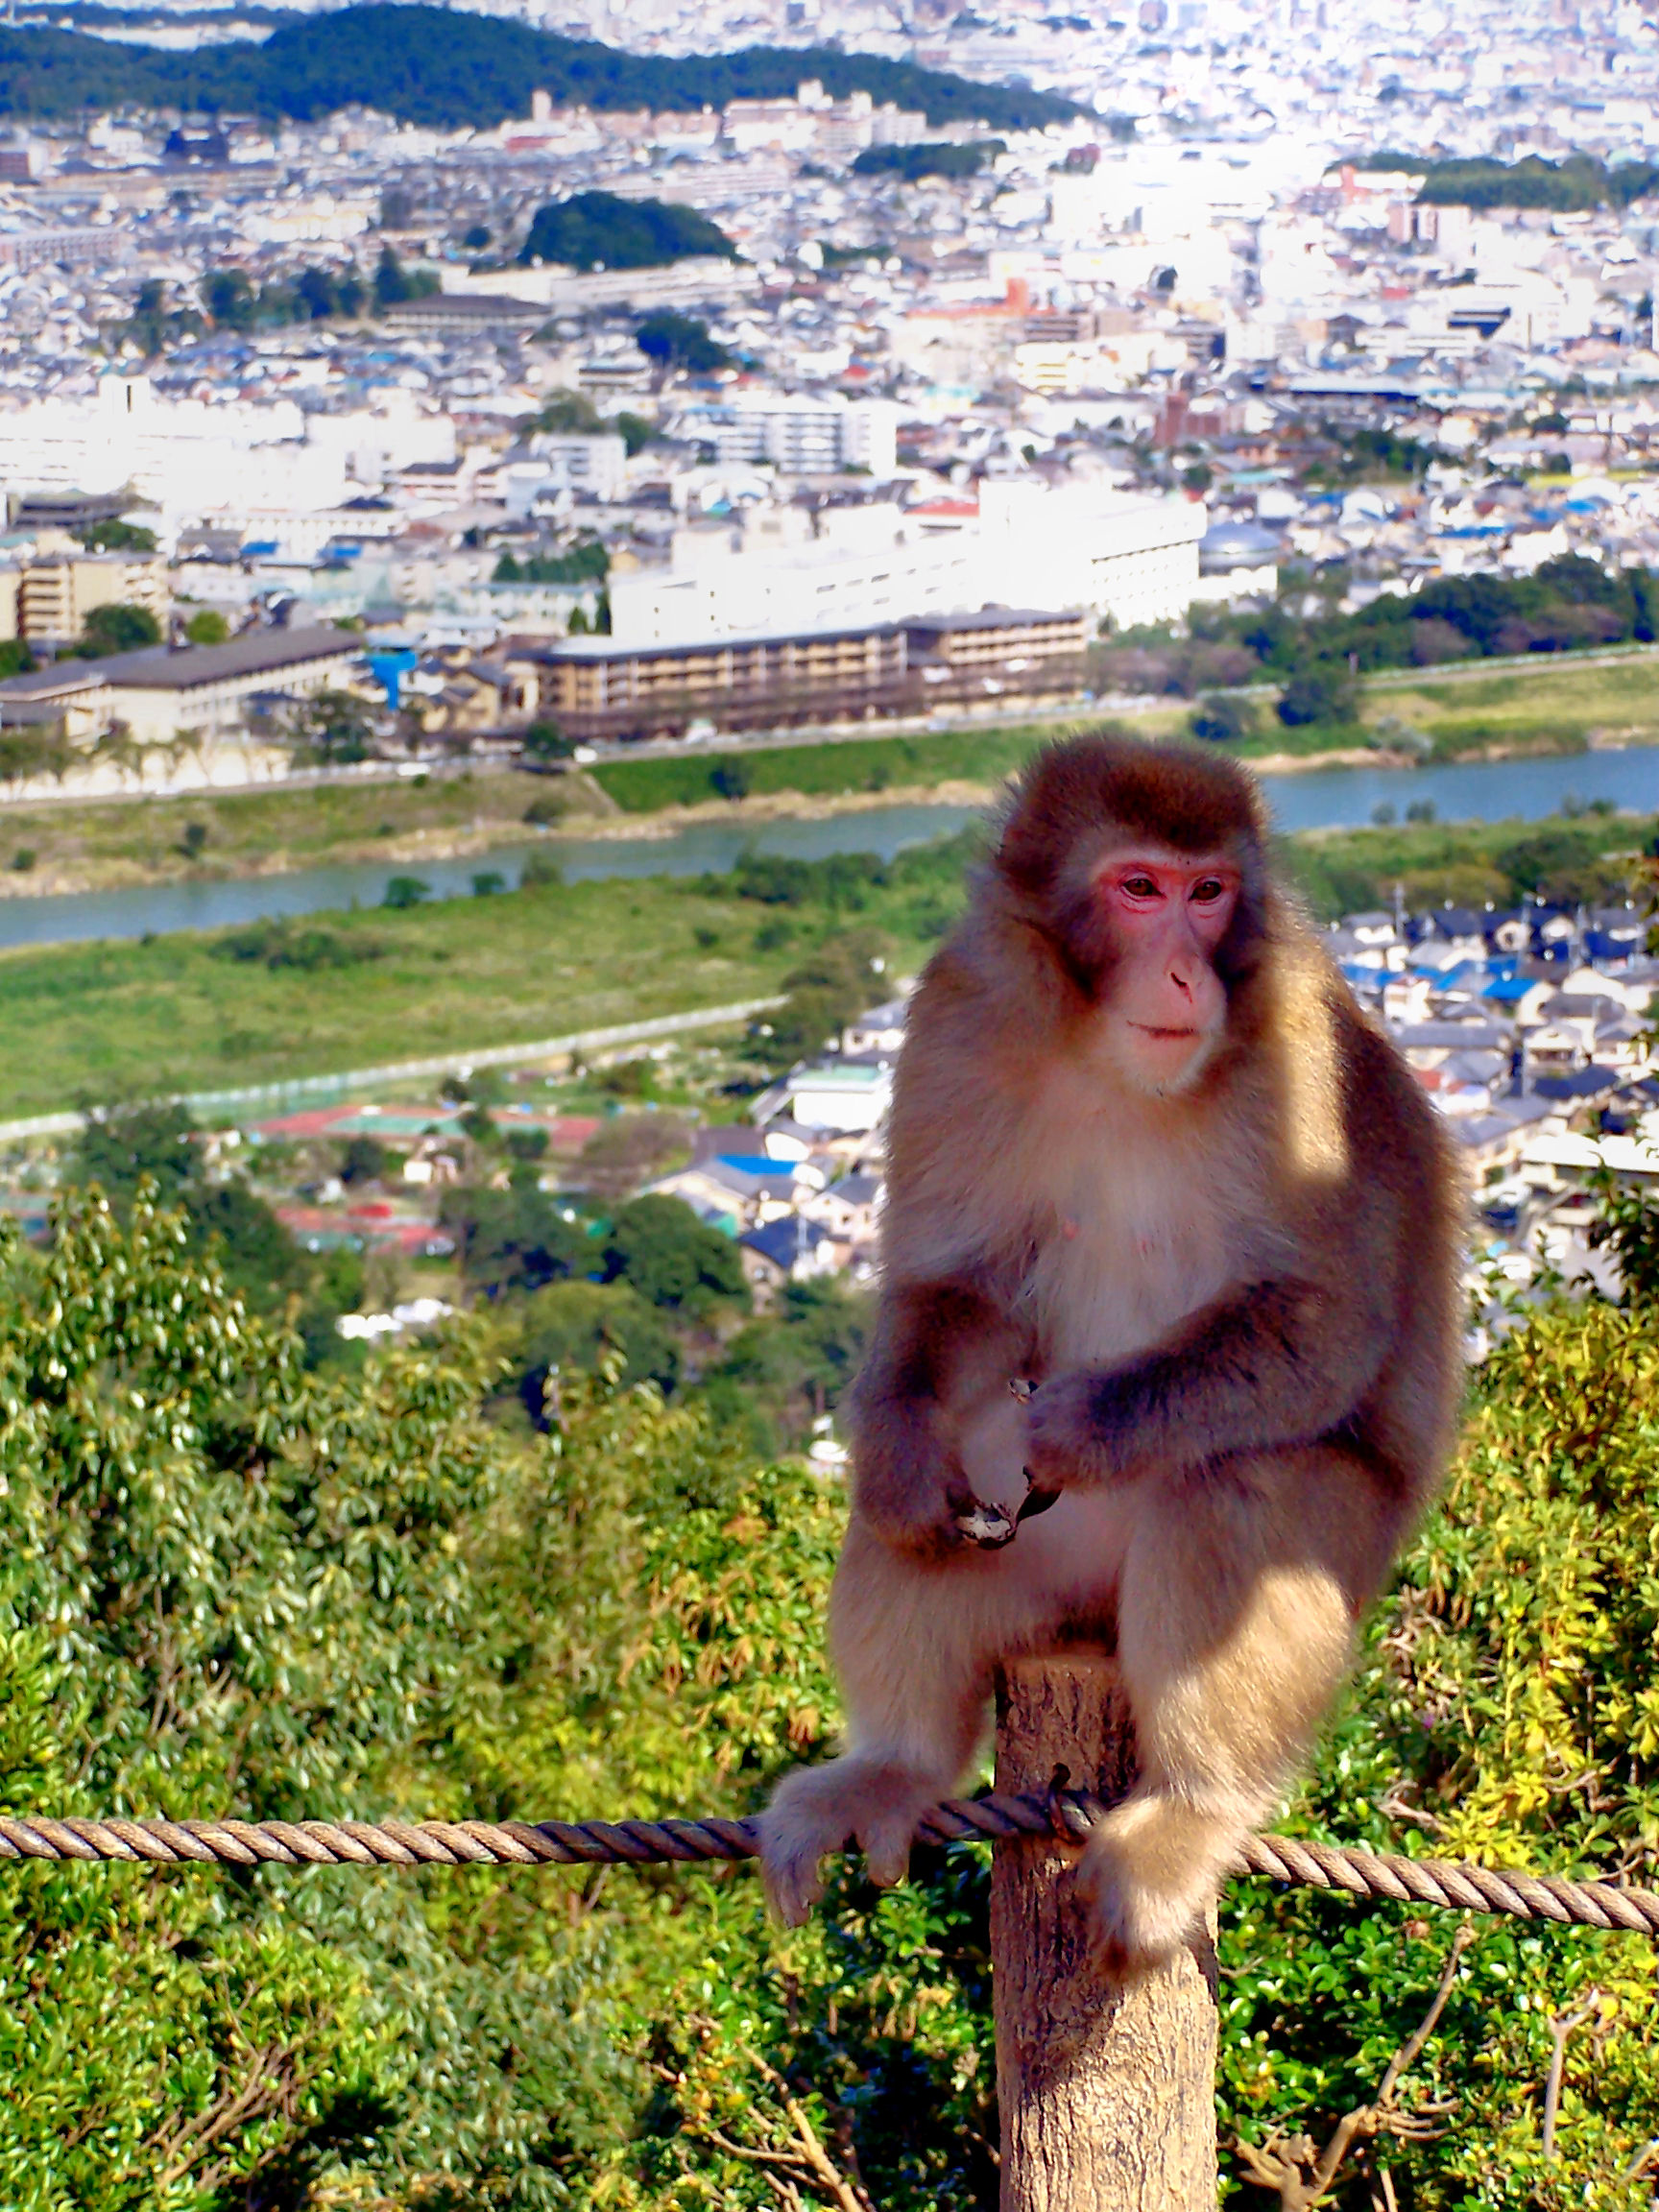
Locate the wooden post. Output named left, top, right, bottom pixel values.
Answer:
left=991, top=1654, right=1218, bottom=2211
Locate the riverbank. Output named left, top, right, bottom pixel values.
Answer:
left=0, top=768, right=618, bottom=901
left=0, top=642, right=1655, bottom=897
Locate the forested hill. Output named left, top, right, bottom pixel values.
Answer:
left=1348, top=149, right=1659, bottom=210
left=0, top=4, right=1079, bottom=128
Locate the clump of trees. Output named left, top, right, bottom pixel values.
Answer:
left=71, top=602, right=161, bottom=659
left=1412, top=151, right=1659, bottom=209
left=493, top=537, right=609, bottom=587
left=1285, top=806, right=1658, bottom=921
left=520, top=191, right=737, bottom=273
left=0, top=9, right=1076, bottom=131
left=196, top=248, right=436, bottom=335
left=1099, top=556, right=1659, bottom=737
left=853, top=138, right=1002, bottom=180
left=635, top=308, right=733, bottom=373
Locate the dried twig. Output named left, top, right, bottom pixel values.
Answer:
left=1542, top=1992, right=1601, bottom=2162
left=1232, top=1926, right=1476, bottom=2212
left=660, top=2018, right=874, bottom=2212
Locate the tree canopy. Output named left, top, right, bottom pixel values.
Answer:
left=0, top=6, right=1077, bottom=129
left=520, top=191, right=736, bottom=273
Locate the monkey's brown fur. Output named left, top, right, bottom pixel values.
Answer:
left=759, top=732, right=1464, bottom=1971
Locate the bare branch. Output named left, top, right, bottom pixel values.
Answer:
left=1542, top=1992, right=1601, bottom=2161
left=1232, top=1927, right=1476, bottom=2212
left=1374, top=1926, right=1476, bottom=2109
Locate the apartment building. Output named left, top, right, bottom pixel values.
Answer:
left=14, top=551, right=169, bottom=643
left=683, top=397, right=900, bottom=476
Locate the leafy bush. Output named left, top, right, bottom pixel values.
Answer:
left=1189, top=692, right=1259, bottom=745
left=211, top=917, right=386, bottom=971
left=1277, top=659, right=1359, bottom=728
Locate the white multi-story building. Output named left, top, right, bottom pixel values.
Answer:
left=682, top=396, right=899, bottom=476
left=499, top=435, right=630, bottom=515
left=607, top=484, right=1205, bottom=648
left=0, top=376, right=453, bottom=530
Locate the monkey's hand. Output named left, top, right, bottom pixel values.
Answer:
left=853, top=1418, right=984, bottom=1562
left=1022, top=1369, right=1143, bottom=1491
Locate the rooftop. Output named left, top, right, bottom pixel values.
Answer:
left=0, top=626, right=360, bottom=701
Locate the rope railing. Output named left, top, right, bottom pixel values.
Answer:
left=3, top=1791, right=1656, bottom=1936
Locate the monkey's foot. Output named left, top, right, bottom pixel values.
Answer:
left=757, top=1757, right=950, bottom=1926
left=1071, top=1793, right=1235, bottom=1976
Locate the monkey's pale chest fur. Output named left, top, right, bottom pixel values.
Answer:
left=1011, top=1055, right=1247, bottom=1373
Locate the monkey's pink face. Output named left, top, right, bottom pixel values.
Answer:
left=1091, top=844, right=1239, bottom=1092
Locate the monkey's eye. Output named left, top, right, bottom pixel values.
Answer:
left=1120, top=873, right=1162, bottom=900
left=1190, top=878, right=1228, bottom=903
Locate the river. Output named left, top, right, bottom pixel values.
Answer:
left=4, top=745, right=1658, bottom=953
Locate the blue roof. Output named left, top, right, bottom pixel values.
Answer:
left=717, top=1153, right=795, bottom=1177
left=740, top=1217, right=805, bottom=1268
left=1482, top=974, right=1537, bottom=1003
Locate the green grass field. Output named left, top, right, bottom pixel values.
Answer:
left=588, top=720, right=1087, bottom=811
left=1364, top=657, right=1659, bottom=757
left=0, top=853, right=973, bottom=1123
left=0, top=877, right=779, bottom=1120
left=1, top=805, right=1651, bottom=1126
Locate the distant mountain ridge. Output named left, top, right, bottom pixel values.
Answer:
left=0, top=5, right=1080, bottom=129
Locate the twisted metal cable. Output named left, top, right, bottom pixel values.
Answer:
left=0, top=1793, right=1655, bottom=1935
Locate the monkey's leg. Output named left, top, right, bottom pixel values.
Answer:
left=758, top=1518, right=1001, bottom=1926
left=1080, top=1444, right=1403, bottom=1974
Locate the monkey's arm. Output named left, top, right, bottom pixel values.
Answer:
left=1024, top=1264, right=1396, bottom=1488
left=850, top=1278, right=1029, bottom=1558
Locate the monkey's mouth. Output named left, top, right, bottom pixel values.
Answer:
left=1130, top=1022, right=1200, bottom=1042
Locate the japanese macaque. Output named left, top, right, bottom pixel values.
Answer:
left=758, top=733, right=1463, bottom=1973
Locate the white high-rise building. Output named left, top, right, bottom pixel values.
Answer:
left=607, top=484, right=1205, bottom=647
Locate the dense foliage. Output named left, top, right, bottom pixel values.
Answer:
left=1252, top=558, right=1659, bottom=678
left=3, top=1179, right=1657, bottom=2207
left=520, top=192, right=735, bottom=272
left=1147, top=557, right=1659, bottom=745
left=493, top=540, right=611, bottom=587
left=852, top=140, right=1001, bottom=180
left=0, top=6, right=1075, bottom=128
left=1285, top=805, right=1658, bottom=921
left=1408, top=152, right=1659, bottom=211
left=635, top=309, right=733, bottom=373
left=65, top=1102, right=365, bottom=1363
